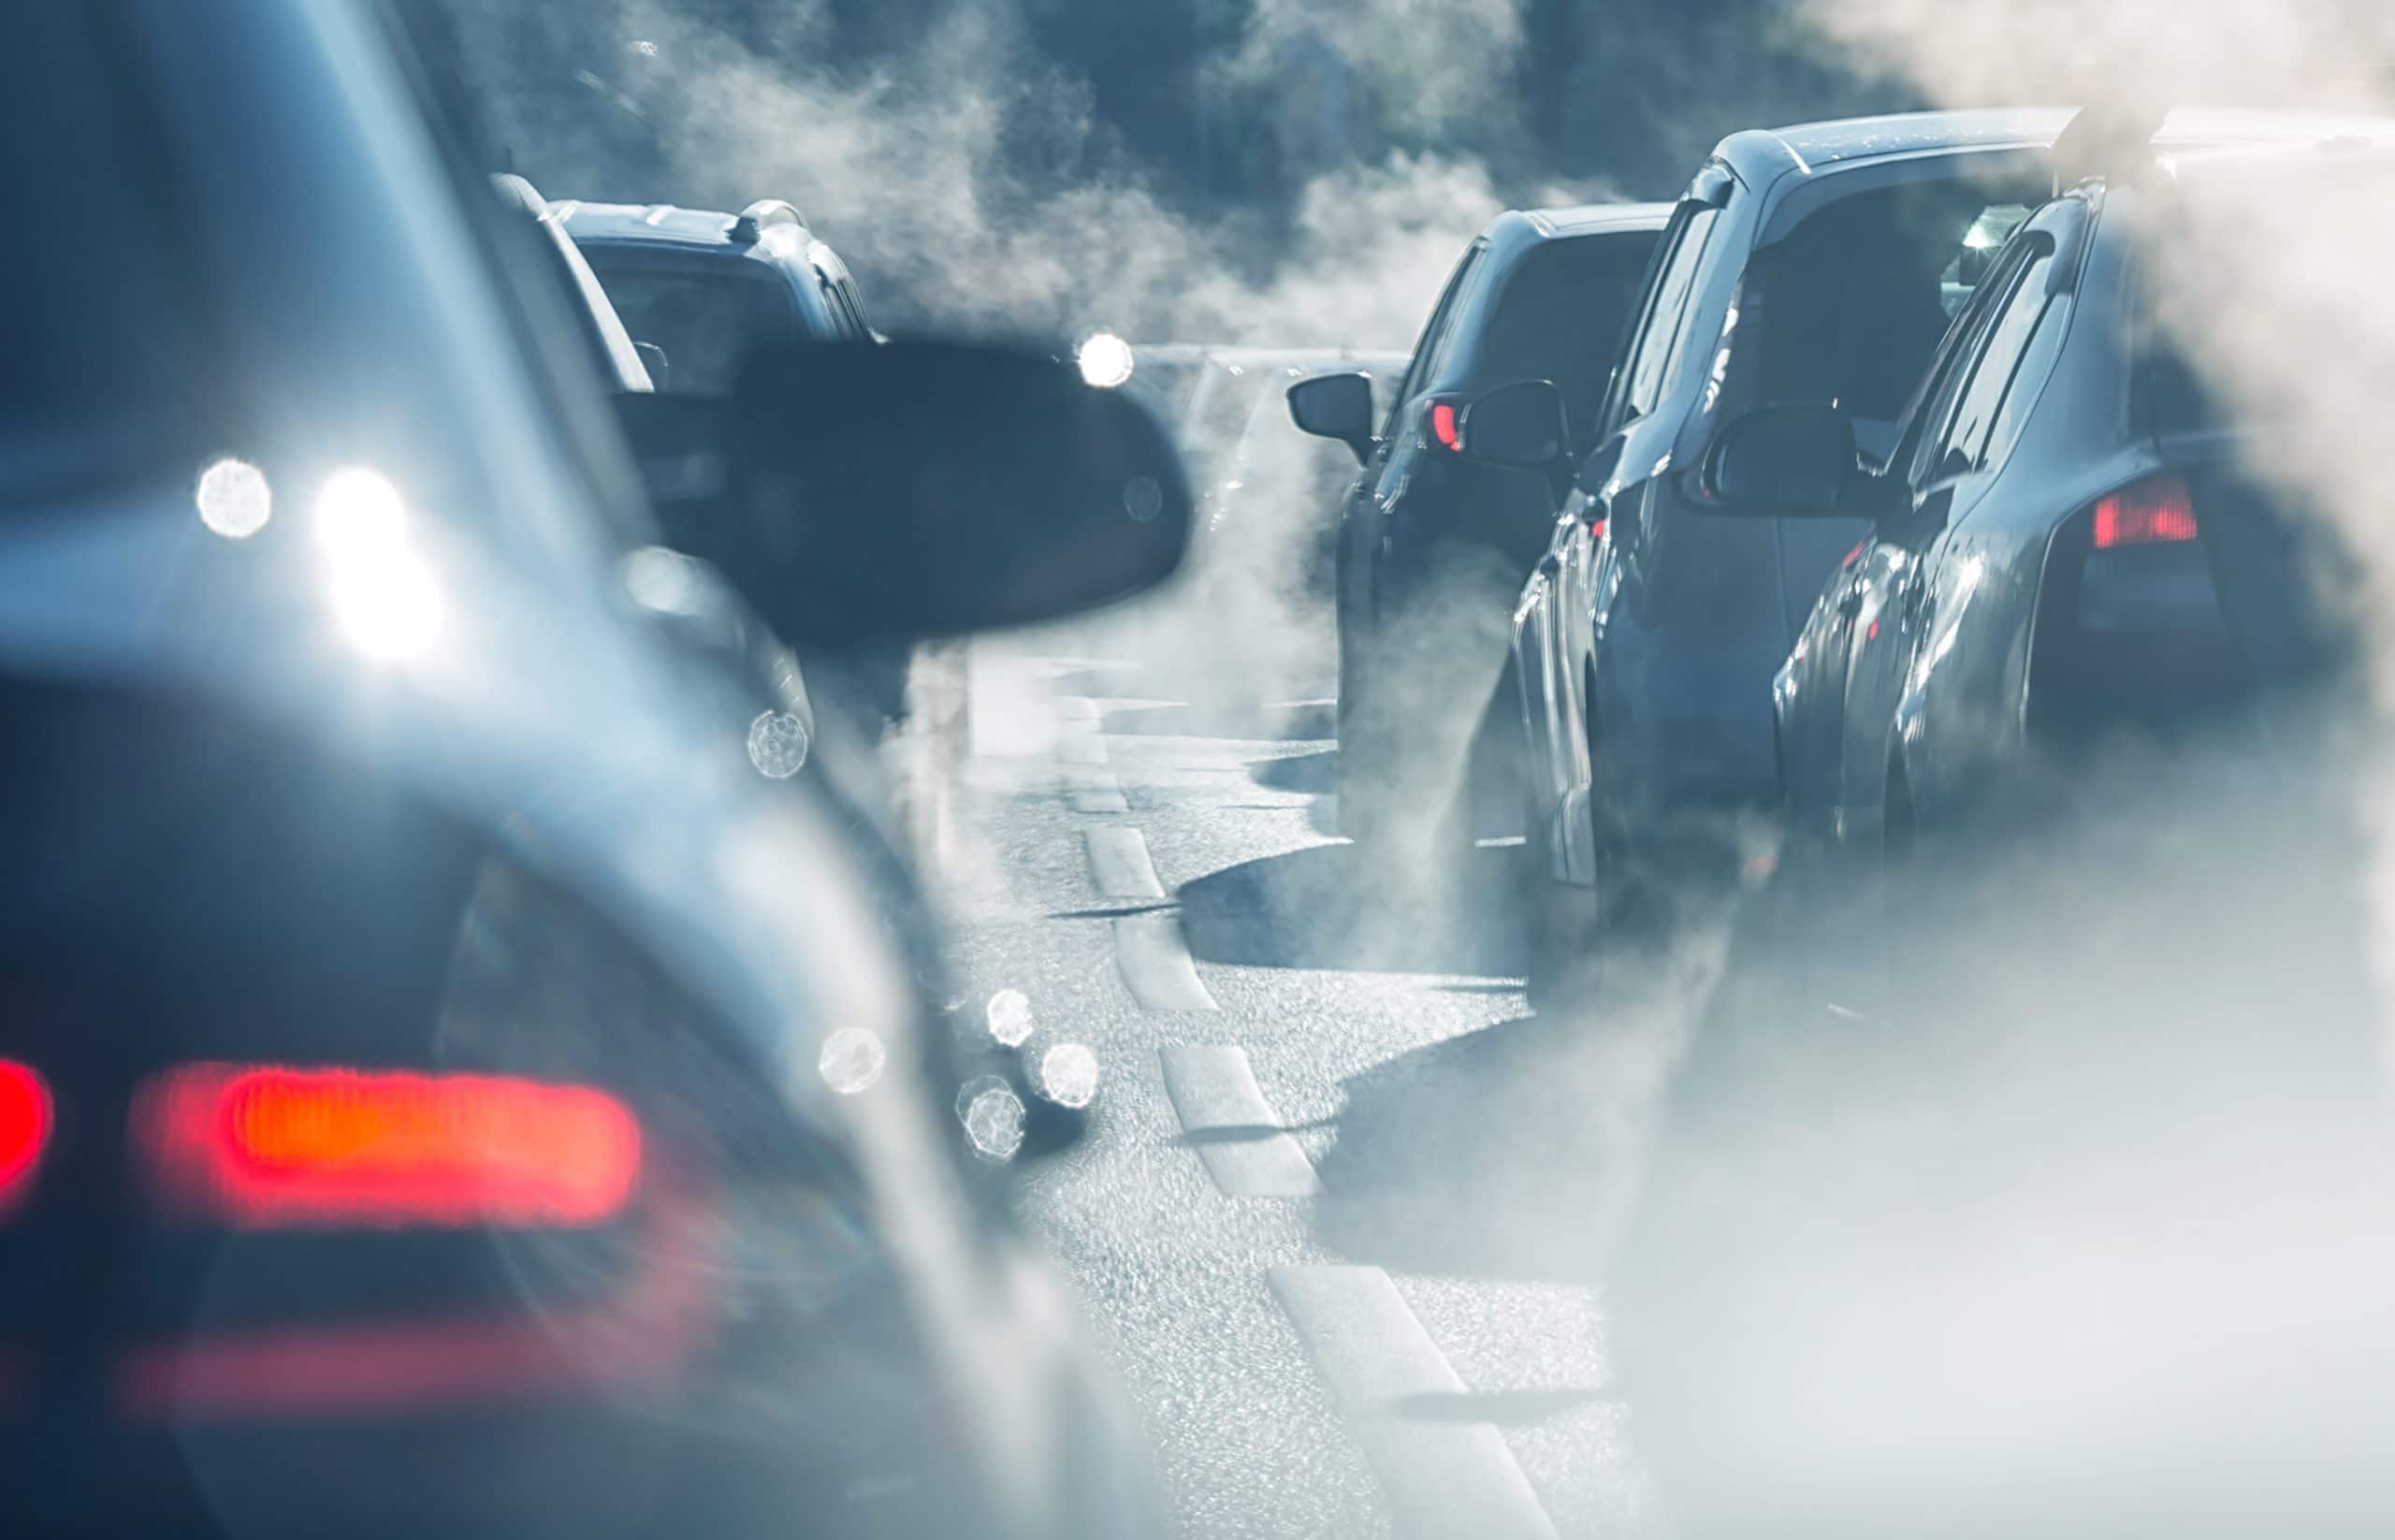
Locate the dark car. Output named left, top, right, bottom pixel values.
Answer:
left=0, top=3, right=1186, bottom=1536
left=557, top=197, right=909, bottom=729
left=1488, top=114, right=2069, bottom=976
left=1287, top=203, right=1667, bottom=850
left=552, top=196, right=876, bottom=390
left=1765, top=118, right=2388, bottom=901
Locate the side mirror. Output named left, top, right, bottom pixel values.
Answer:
left=1459, top=379, right=1570, bottom=470
left=1700, top=403, right=1858, bottom=516
left=1286, top=371, right=1374, bottom=463
left=616, top=340, right=1191, bottom=646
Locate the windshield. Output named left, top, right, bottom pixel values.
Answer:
left=19, top=0, right=2395, bottom=1536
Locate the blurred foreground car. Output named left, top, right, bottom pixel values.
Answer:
left=0, top=4, right=1186, bottom=1536
left=1288, top=203, right=1667, bottom=848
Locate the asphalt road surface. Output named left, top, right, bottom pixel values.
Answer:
left=926, top=590, right=1724, bottom=1540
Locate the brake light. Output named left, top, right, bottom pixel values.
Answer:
left=137, top=1065, right=640, bottom=1228
left=0, top=1062, right=51, bottom=1215
left=1428, top=401, right=1461, bottom=452
left=2092, top=472, right=2198, bottom=548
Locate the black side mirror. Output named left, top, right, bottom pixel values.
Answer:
left=1286, top=371, right=1374, bottom=463
left=1458, top=379, right=1570, bottom=470
left=617, top=340, right=1191, bottom=646
left=1700, top=403, right=1858, bottom=516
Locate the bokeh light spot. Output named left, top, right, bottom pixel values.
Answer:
left=960, top=1080, right=1027, bottom=1162
left=818, top=1027, right=886, bottom=1096
left=984, top=988, right=1034, bottom=1047
left=1038, top=1042, right=1099, bottom=1109
left=1078, top=331, right=1135, bottom=388
left=196, top=458, right=272, bottom=539
left=748, top=710, right=810, bottom=778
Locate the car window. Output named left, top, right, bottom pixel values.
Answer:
left=1619, top=204, right=1720, bottom=422
left=1892, top=236, right=2033, bottom=486
left=1477, top=231, right=1661, bottom=449
left=1978, top=277, right=2070, bottom=472
left=1925, top=234, right=2057, bottom=479
left=583, top=254, right=798, bottom=394
left=1740, top=182, right=2041, bottom=464
left=1384, top=246, right=1485, bottom=436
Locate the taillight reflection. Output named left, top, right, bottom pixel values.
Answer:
left=0, top=1061, right=52, bottom=1215
left=136, top=1065, right=640, bottom=1228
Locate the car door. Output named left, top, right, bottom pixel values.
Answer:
left=1342, top=243, right=1486, bottom=606
left=1517, top=198, right=1720, bottom=876
left=1839, top=227, right=2064, bottom=839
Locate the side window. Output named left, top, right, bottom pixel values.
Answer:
left=1978, top=286, right=2070, bottom=470
left=1896, top=238, right=2036, bottom=485
left=1619, top=205, right=1720, bottom=422
left=1385, top=246, right=1484, bottom=435
left=1925, top=236, right=2056, bottom=478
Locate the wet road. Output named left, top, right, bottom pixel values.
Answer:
left=929, top=615, right=1700, bottom=1539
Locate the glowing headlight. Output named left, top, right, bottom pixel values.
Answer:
left=315, top=467, right=443, bottom=661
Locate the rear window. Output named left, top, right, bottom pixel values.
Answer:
left=1477, top=231, right=1661, bottom=445
left=580, top=251, right=798, bottom=394
left=1735, top=179, right=2047, bottom=438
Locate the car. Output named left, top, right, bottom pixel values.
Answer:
left=554, top=196, right=908, bottom=730
left=1603, top=115, right=2395, bottom=1540
left=1286, top=203, right=1668, bottom=850
left=0, top=3, right=1187, bottom=1536
left=1485, top=114, right=2070, bottom=976
left=1762, top=113, right=2388, bottom=923
left=551, top=196, right=877, bottom=390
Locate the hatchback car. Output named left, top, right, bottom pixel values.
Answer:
left=1764, top=118, right=2388, bottom=877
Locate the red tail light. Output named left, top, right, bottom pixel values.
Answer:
left=0, top=1062, right=52, bottom=1215
left=1428, top=400, right=1461, bottom=452
left=2092, top=472, right=2198, bottom=548
left=136, top=1065, right=641, bottom=1229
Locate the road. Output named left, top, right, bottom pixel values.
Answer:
left=925, top=595, right=1716, bottom=1539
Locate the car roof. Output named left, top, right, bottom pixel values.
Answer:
left=549, top=199, right=749, bottom=249
left=1720, top=106, right=2395, bottom=188
left=1519, top=200, right=1676, bottom=237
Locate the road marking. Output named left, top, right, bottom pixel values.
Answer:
left=1112, top=913, right=1218, bottom=1012
left=1060, top=764, right=1129, bottom=814
left=1084, top=826, right=1166, bottom=900
left=1057, top=694, right=1100, bottom=721
left=1057, top=725, right=1109, bottom=765
left=1269, top=1265, right=1560, bottom=1540
left=1157, top=1044, right=1315, bottom=1196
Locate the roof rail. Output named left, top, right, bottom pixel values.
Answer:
left=731, top=198, right=806, bottom=242
left=2050, top=102, right=2170, bottom=194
